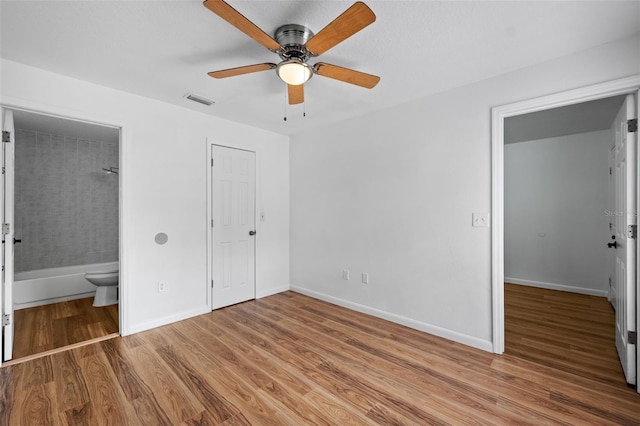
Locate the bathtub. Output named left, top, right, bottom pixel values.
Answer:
left=14, top=261, right=119, bottom=310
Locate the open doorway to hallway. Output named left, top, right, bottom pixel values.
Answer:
left=503, top=94, right=636, bottom=386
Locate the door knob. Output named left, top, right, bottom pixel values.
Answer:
left=608, top=241, right=618, bottom=248
left=249, top=230, right=256, bottom=236
left=13, top=238, right=21, bottom=245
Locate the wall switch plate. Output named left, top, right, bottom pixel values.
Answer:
left=343, top=269, right=350, bottom=280
left=158, top=282, right=166, bottom=292
left=472, top=212, right=490, bottom=227
left=362, top=273, right=369, bottom=284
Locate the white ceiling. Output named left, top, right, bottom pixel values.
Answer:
left=1, top=1, right=639, bottom=136
left=505, top=95, right=626, bottom=144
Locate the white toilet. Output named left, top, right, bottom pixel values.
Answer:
left=85, top=268, right=119, bottom=307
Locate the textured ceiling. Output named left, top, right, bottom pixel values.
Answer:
left=1, top=1, right=639, bottom=136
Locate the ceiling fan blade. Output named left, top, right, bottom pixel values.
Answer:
left=288, top=84, right=304, bottom=105
left=203, top=0, right=281, bottom=51
left=208, top=63, right=277, bottom=79
left=305, top=2, right=376, bottom=56
left=313, top=63, right=380, bottom=89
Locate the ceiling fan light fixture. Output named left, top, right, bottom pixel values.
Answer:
left=276, top=60, right=312, bottom=86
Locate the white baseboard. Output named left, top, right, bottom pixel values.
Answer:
left=505, top=277, right=608, bottom=297
left=126, top=306, right=211, bottom=335
left=256, top=284, right=289, bottom=299
left=290, top=285, right=493, bottom=353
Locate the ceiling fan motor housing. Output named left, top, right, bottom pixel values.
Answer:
left=275, top=24, right=315, bottom=61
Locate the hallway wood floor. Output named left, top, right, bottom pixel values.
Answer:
left=504, top=282, right=625, bottom=387
left=13, top=297, right=119, bottom=360
left=1, top=289, right=639, bottom=425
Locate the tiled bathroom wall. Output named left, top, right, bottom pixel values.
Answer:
left=14, top=130, right=119, bottom=272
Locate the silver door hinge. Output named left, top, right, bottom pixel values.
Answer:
left=1, top=223, right=9, bottom=235
left=629, top=224, right=637, bottom=239
left=211, top=158, right=214, bottom=167
left=609, top=222, right=612, bottom=231
left=629, top=331, right=637, bottom=345
left=211, top=280, right=214, bottom=288
left=2, top=314, right=9, bottom=327
left=211, top=218, right=214, bottom=228
left=2, top=131, right=10, bottom=143
left=628, top=119, right=638, bottom=133
left=608, top=276, right=612, bottom=287
left=609, top=167, right=612, bottom=175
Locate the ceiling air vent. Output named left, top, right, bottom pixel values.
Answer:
left=184, top=92, right=215, bottom=106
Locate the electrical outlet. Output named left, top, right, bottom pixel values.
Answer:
left=343, top=269, right=350, bottom=280
left=158, top=282, right=167, bottom=292
left=472, top=212, right=490, bottom=228
left=362, top=273, right=369, bottom=284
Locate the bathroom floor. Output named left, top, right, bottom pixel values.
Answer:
left=13, top=297, right=118, bottom=360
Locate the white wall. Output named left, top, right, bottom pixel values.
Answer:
left=504, top=130, right=610, bottom=296
left=290, top=34, right=640, bottom=351
left=1, top=59, right=290, bottom=335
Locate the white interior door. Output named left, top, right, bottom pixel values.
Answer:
left=1, top=108, right=15, bottom=362
left=608, top=146, right=617, bottom=306
left=212, top=145, right=256, bottom=310
left=612, top=94, right=637, bottom=385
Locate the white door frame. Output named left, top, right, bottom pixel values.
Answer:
left=0, top=100, right=128, bottom=366
left=491, top=75, right=640, bottom=358
left=206, top=141, right=258, bottom=311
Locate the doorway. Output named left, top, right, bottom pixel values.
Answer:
left=502, top=94, right=631, bottom=385
left=2, top=107, right=121, bottom=362
left=491, top=75, right=640, bottom=391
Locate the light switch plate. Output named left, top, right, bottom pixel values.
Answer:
left=472, top=212, right=490, bottom=227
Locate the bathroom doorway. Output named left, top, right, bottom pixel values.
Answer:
left=7, top=109, right=120, bottom=361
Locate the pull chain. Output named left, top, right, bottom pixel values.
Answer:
left=283, top=88, right=287, bottom=121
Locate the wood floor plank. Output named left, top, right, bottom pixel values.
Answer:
left=61, top=400, right=95, bottom=425
left=2, top=286, right=640, bottom=424
left=99, top=338, right=173, bottom=425
left=153, top=343, right=240, bottom=423
left=50, top=350, right=90, bottom=413
left=14, top=382, right=57, bottom=425
left=79, top=352, right=136, bottom=425
left=128, top=344, right=206, bottom=424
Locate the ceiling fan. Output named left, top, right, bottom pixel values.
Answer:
left=203, top=0, right=380, bottom=105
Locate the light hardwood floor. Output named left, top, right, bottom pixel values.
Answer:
left=1, top=288, right=639, bottom=424
left=13, top=297, right=119, bottom=359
